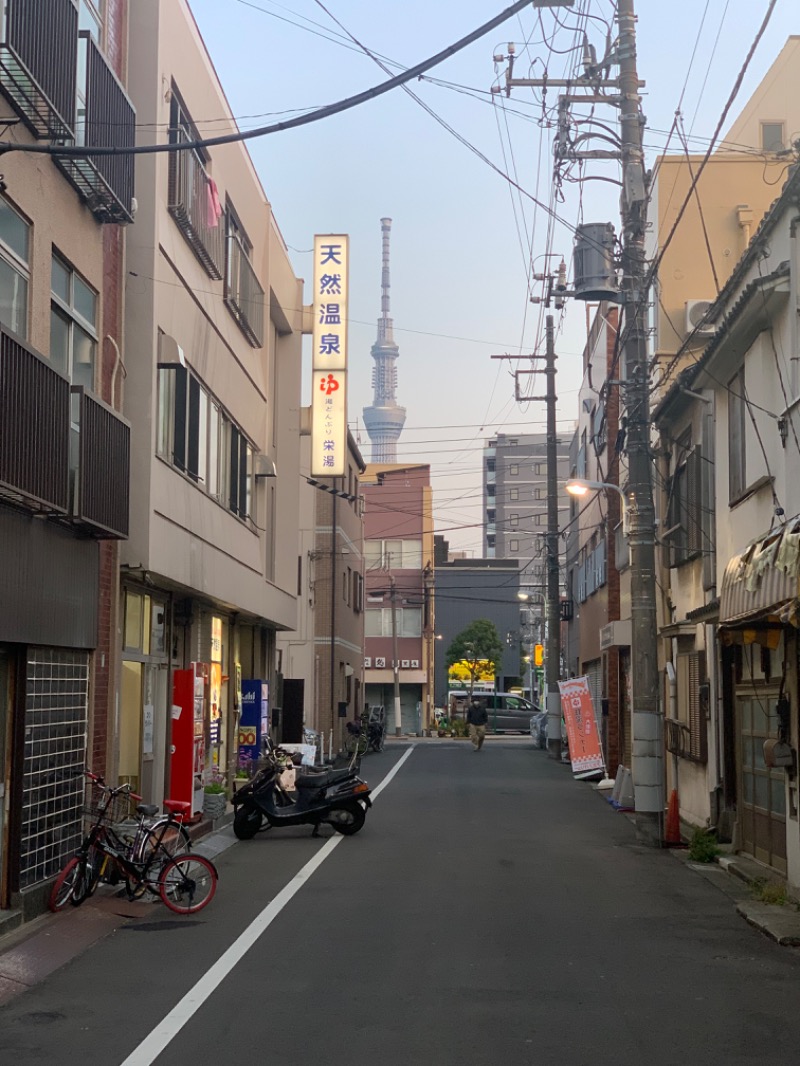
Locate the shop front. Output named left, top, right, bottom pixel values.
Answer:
left=0, top=505, right=99, bottom=912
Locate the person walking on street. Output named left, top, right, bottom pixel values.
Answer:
left=467, top=697, right=488, bottom=751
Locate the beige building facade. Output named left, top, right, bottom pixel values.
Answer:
left=122, top=0, right=304, bottom=810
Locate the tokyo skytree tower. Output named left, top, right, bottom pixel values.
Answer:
left=362, top=217, right=406, bottom=462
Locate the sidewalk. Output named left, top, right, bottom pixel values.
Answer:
left=596, top=784, right=800, bottom=947
left=0, top=817, right=238, bottom=1007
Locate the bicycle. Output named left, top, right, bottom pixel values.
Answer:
left=345, top=714, right=369, bottom=757
left=50, top=771, right=217, bottom=915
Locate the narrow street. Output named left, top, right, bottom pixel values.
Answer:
left=1, top=740, right=799, bottom=1066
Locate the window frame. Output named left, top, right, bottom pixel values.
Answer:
left=50, top=251, right=98, bottom=392
left=728, top=368, right=746, bottom=502
left=0, top=195, right=30, bottom=340
left=156, top=364, right=256, bottom=523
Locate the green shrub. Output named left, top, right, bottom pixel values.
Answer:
left=688, top=827, right=719, bottom=863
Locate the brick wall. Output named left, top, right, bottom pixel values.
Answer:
left=92, top=0, right=128, bottom=778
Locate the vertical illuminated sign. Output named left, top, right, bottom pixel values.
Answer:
left=311, top=234, right=348, bottom=476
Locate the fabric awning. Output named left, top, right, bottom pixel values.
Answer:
left=719, top=525, right=800, bottom=625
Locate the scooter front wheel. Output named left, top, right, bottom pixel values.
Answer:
left=327, top=800, right=366, bottom=836
left=233, top=806, right=263, bottom=840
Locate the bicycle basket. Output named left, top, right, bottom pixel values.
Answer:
left=84, top=785, right=138, bottom=828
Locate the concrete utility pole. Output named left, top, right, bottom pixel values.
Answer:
left=616, top=0, right=662, bottom=843
left=389, top=574, right=402, bottom=737
left=498, top=0, right=662, bottom=841
left=544, top=315, right=562, bottom=761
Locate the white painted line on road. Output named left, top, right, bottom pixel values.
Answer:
left=119, top=745, right=415, bottom=1066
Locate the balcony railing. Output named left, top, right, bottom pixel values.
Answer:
left=225, top=233, right=265, bottom=347
left=71, top=387, right=130, bottom=538
left=0, top=325, right=71, bottom=513
left=0, top=0, right=77, bottom=141
left=168, top=128, right=225, bottom=279
left=54, top=33, right=135, bottom=224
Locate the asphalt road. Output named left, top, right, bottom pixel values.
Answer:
left=1, top=738, right=800, bottom=1065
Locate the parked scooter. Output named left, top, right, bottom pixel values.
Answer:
left=232, top=739, right=372, bottom=840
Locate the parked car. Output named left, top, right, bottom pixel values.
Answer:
left=448, top=691, right=541, bottom=734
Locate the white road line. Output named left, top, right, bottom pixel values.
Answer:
left=119, top=745, right=415, bottom=1066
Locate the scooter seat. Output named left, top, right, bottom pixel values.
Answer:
left=295, top=768, right=353, bottom=790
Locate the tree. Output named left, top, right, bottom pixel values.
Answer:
left=445, top=619, right=505, bottom=698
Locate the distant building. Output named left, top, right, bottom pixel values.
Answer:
left=433, top=554, right=523, bottom=707
left=362, top=465, right=434, bottom=734
left=483, top=431, right=571, bottom=568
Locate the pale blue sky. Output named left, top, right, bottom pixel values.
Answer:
left=187, top=0, right=797, bottom=553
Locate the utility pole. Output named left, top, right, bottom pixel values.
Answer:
left=389, top=574, right=402, bottom=737
left=616, top=0, right=662, bottom=843
left=544, top=315, right=561, bottom=761
left=497, top=0, right=662, bottom=840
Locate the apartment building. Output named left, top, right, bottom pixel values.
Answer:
left=0, top=0, right=133, bottom=920
left=362, top=465, right=434, bottom=735
left=121, top=0, right=304, bottom=816
left=563, top=306, right=625, bottom=775
left=483, top=432, right=570, bottom=593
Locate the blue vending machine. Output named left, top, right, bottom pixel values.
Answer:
left=239, top=680, right=269, bottom=768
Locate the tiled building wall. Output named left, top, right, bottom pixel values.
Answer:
left=20, top=649, right=89, bottom=889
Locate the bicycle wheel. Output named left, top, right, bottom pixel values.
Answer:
left=49, top=857, right=82, bottom=912
left=159, top=854, right=218, bottom=915
left=137, top=823, right=191, bottom=864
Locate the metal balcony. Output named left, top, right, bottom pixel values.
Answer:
left=71, top=387, right=130, bottom=538
left=0, top=0, right=77, bottom=141
left=168, top=128, right=225, bottom=279
left=54, top=33, right=135, bottom=223
left=225, top=233, right=265, bottom=348
left=0, top=325, right=71, bottom=513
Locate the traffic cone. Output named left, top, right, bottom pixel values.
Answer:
left=664, top=788, right=683, bottom=847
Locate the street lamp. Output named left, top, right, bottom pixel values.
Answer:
left=566, top=478, right=630, bottom=534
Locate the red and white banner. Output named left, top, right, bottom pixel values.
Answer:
left=558, top=676, right=605, bottom=779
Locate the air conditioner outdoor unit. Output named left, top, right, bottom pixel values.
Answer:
left=685, top=299, right=716, bottom=336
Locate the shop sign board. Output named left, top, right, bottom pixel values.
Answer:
left=558, top=675, right=605, bottom=779
left=311, top=234, right=349, bottom=476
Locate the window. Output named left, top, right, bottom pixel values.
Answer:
left=534, top=463, right=544, bottom=476
left=509, top=514, right=519, bottom=528
left=225, top=202, right=264, bottom=346
left=364, top=606, right=421, bottom=637
left=534, top=487, right=545, bottom=501
left=79, top=0, right=104, bottom=42
left=168, top=89, right=224, bottom=279
left=486, top=458, right=495, bottom=474
left=667, top=440, right=703, bottom=566
left=50, top=254, right=97, bottom=391
left=0, top=196, right=30, bottom=339
left=364, top=539, right=422, bottom=569
left=509, top=488, right=519, bottom=501
left=509, top=464, right=519, bottom=476
left=760, top=122, right=784, bottom=153
left=728, top=369, right=746, bottom=500
left=157, top=365, right=254, bottom=521
left=509, top=539, right=520, bottom=553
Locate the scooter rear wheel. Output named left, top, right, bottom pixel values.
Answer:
left=328, top=801, right=366, bottom=836
left=233, top=806, right=263, bottom=840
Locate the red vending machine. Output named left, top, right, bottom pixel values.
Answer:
left=171, top=663, right=207, bottom=816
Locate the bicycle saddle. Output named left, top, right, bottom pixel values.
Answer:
left=136, top=803, right=160, bottom=817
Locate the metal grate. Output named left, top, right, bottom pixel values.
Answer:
left=19, top=648, right=89, bottom=890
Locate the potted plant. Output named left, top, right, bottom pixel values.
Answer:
left=232, top=753, right=254, bottom=795
left=203, top=769, right=228, bottom=820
